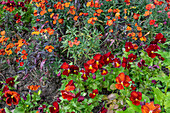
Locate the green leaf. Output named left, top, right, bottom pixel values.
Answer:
left=14, top=107, right=25, bottom=113
left=152, top=87, right=165, bottom=105
left=126, top=100, right=142, bottom=113
left=4, top=107, right=11, bottom=113
left=141, top=94, right=150, bottom=103
left=116, top=107, right=135, bottom=113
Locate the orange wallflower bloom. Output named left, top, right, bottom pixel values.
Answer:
left=40, top=10, right=47, bottom=16
left=73, top=39, right=80, bottom=46
left=106, top=20, right=113, bottom=26
left=140, top=36, right=146, bottom=42
left=124, top=0, right=130, bottom=5
left=32, top=31, right=40, bottom=35
left=47, top=28, right=55, bottom=35
left=74, top=16, right=79, bottom=21
left=88, top=17, right=97, bottom=25
left=1, top=31, right=5, bottom=36
left=65, top=2, right=70, bottom=7
left=6, top=43, right=14, bottom=49
left=96, top=9, right=103, bottom=13
left=126, top=26, right=132, bottom=31
left=133, top=13, right=140, bottom=20
left=45, top=45, right=54, bottom=52
left=58, top=19, right=64, bottom=24
left=149, top=20, right=155, bottom=25
left=124, top=9, right=128, bottom=14
left=50, top=13, right=54, bottom=18
left=143, top=11, right=152, bottom=16
left=86, top=0, right=94, bottom=7
left=67, top=6, right=76, bottom=15
left=106, top=16, right=111, bottom=19
left=68, top=41, right=74, bottom=47
left=137, top=26, right=142, bottom=31
left=109, top=29, right=113, bottom=32
left=145, top=4, right=155, bottom=10
left=53, top=20, right=57, bottom=24
left=48, top=8, right=53, bottom=12
left=27, top=85, right=40, bottom=91
left=33, top=10, right=38, bottom=16
left=132, top=44, right=138, bottom=49
left=138, top=31, right=142, bottom=37
left=5, top=49, right=12, bottom=55
left=124, top=16, right=127, bottom=19
left=108, top=9, right=113, bottom=13
left=132, top=37, right=137, bottom=40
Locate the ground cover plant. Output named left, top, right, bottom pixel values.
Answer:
left=0, top=0, right=170, bottom=113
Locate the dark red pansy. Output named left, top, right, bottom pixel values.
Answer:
left=128, top=53, right=137, bottom=62
left=100, top=68, right=108, bottom=75
left=61, top=90, right=75, bottom=101
left=130, top=81, right=136, bottom=90
left=157, top=54, right=165, bottom=61
left=130, top=91, right=142, bottom=106
left=93, top=54, right=104, bottom=68
left=151, top=33, right=166, bottom=44
left=77, top=96, right=84, bottom=102
left=84, top=59, right=98, bottom=73
left=146, top=44, right=160, bottom=58
left=137, top=59, right=147, bottom=68
left=113, top=58, right=121, bottom=68
left=80, top=69, right=89, bottom=81
left=122, top=57, right=131, bottom=69
left=3, top=85, right=9, bottom=93
left=125, top=42, right=134, bottom=52
left=100, top=107, right=107, bottom=113
left=69, top=65, right=79, bottom=75
left=49, top=101, right=59, bottom=113
left=115, top=72, right=131, bottom=90
left=4, top=90, right=20, bottom=106
left=6, top=77, right=15, bottom=87
left=103, top=52, right=114, bottom=65
left=89, top=89, right=98, bottom=99
left=65, top=80, right=75, bottom=91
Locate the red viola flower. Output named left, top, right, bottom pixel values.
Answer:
left=80, top=69, right=89, bottom=81
left=6, top=0, right=16, bottom=7
left=89, top=89, right=98, bottom=99
left=113, top=58, right=121, bottom=68
left=130, top=91, right=142, bottom=106
left=60, top=62, right=79, bottom=76
left=128, top=53, right=137, bottom=62
left=133, top=13, right=140, bottom=20
left=141, top=101, right=161, bottom=113
left=125, top=42, right=134, bottom=52
left=115, top=72, right=131, bottom=90
left=100, top=107, right=107, bottom=113
left=122, top=57, right=131, bottom=69
left=6, top=77, right=15, bottom=87
left=17, top=2, right=25, bottom=8
left=100, top=68, right=108, bottom=75
left=93, top=54, right=104, bottom=68
left=61, top=90, right=75, bottom=101
left=65, top=80, right=75, bottom=91
left=20, top=62, right=24, bottom=66
left=3, top=85, right=9, bottom=93
left=146, top=44, right=160, bottom=58
left=49, top=101, right=59, bottom=113
left=14, top=13, right=22, bottom=23
left=0, top=108, right=6, bottom=113
left=149, top=20, right=156, bottom=25
left=4, top=90, right=20, bottom=106
left=138, top=59, right=147, bottom=69
left=124, top=0, right=130, bottom=5
left=130, top=81, right=136, bottom=90
left=152, top=33, right=166, bottom=44
left=84, top=59, right=98, bottom=73
left=157, top=54, right=165, bottom=61
left=103, top=52, right=114, bottom=65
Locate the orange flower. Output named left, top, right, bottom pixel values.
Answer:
left=140, top=36, right=146, bottom=42
left=135, top=23, right=138, bottom=26
left=126, top=26, right=132, bottom=31
left=106, top=20, right=113, bottom=26
left=68, top=41, right=74, bottom=47
left=27, top=85, right=40, bottom=91
left=108, top=9, right=113, bottom=13
left=32, top=31, right=40, bottom=35
left=73, top=39, right=80, bottom=46
left=124, top=0, right=130, bottom=5
left=124, top=16, right=127, bottom=19
left=53, top=20, right=57, bottom=24
left=133, top=13, right=140, bottom=20
left=141, top=101, right=161, bottom=113
left=88, top=17, right=97, bottom=25
left=4, top=91, right=20, bottom=106
left=149, top=20, right=155, bottom=25
left=106, top=16, right=111, bottom=19
left=145, top=4, right=155, bottom=10
left=40, top=10, right=47, bottom=16
left=21, top=55, right=27, bottom=59
left=6, top=43, right=14, bottom=49
left=64, top=2, right=70, bottom=7
left=143, top=11, right=152, bottom=16
left=138, top=31, right=142, bottom=37
left=67, top=6, right=76, bottom=15
left=132, top=44, right=138, bottom=49
left=74, top=16, right=79, bottom=21
left=50, top=13, right=54, bottom=18
left=33, top=10, right=38, bottom=16
left=86, top=0, right=94, bottom=7
left=109, top=29, right=113, bottom=32
left=1, top=31, right=5, bottom=36
left=132, top=37, right=137, bottom=40
left=5, top=49, right=12, bottom=55
left=58, top=19, right=64, bottom=24
left=45, top=45, right=54, bottom=52
left=124, top=9, right=128, bottom=14
left=0, top=49, right=6, bottom=55
left=96, top=9, right=103, bottom=13
left=47, top=28, right=55, bottom=35
left=137, top=26, right=142, bottom=31
left=48, top=8, right=52, bottom=12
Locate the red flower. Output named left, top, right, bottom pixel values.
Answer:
left=100, top=107, right=107, bottom=113
left=4, top=90, right=20, bottom=106
left=2, top=85, right=9, bottom=93
left=0, top=108, right=6, bottom=113
left=128, top=53, right=137, bottom=62
left=124, top=0, right=130, bottom=5
left=93, top=54, right=104, bottom=68
left=157, top=54, right=165, bottom=61
left=133, top=13, right=140, bottom=20
left=65, top=80, right=75, bottom=91
left=130, top=91, right=142, bottom=106
left=151, top=33, right=166, bottom=44
left=138, top=59, right=147, bottom=68
left=146, top=44, right=160, bottom=58
left=14, top=13, right=22, bottom=23
left=113, top=58, right=121, bottom=68
left=103, top=52, right=114, bottom=65
left=130, top=81, right=136, bottom=90
left=61, top=90, right=75, bottom=101
left=115, top=72, right=131, bottom=90
left=6, top=77, right=15, bottom=87
left=60, top=62, right=79, bottom=76
left=100, top=68, right=108, bottom=75
left=20, top=62, right=24, bottom=66
left=122, top=57, right=131, bottom=69
left=125, top=42, right=134, bottom=52
left=84, top=59, right=98, bottom=73
left=49, top=101, right=59, bottom=113
left=149, top=20, right=156, bottom=25
left=141, top=101, right=161, bottom=113
left=80, top=69, right=89, bottom=81
left=89, top=89, right=98, bottom=99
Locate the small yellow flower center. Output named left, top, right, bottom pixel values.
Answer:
left=10, top=3, right=12, bottom=6
left=74, top=70, right=76, bottom=72
left=54, top=107, right=56, bottom=110
left=116, top=62, right=120, bottom=67
left=135, top=98, right=139, bottom=101
left=107, top=57, right=109, bottom=61
left=26, top=105, right=29, bottom=107
left=83, top=74, right=86, bottom=77
left=89, top=65, right=93, bottom=70
left=151, top=51, right=154, bottom=53
left=96, top=61, right=99, bottom=65
left=68, top=69, right=70, bottom=73
left=93, top=93, right=96, bottom=95
left=102, top=70, right=106, bottom=74
left=128, top=47, right=130, bottom=49
left=11, top=95, right=13, bottom=98
left=121, top=82, right=123, bottom=85
left=149, top=110, right=153, bottom=113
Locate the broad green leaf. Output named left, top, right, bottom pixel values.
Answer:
left=116, top=107, right=135, bottom=113
left=126, top=100, right=142, bottom=113
left=141, top=94, right=150, bottom=103
left=14, top=107, right=25, bottom=113
left=4, top=107, right=11, bottom=113
left=152, top=87, right=165, bottom=105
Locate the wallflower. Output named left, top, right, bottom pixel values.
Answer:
left=106, top=20, right=113, bottom=26
left=149, top=20, right=156, bottom=25
left=115, top=72, right=131, bottom=90
left=4, top=90, right=20, bottom=106
left=145, top=4, right=155, bottom=10
left=45, top=45, right=54, bottom=52
left=143, top=11, right=152, bottom=16
left=89, top=89, right=98, bottom=99
left=126, top=26, right=132, bottom=31
left=27, top=85, right=40, bottom=91
left=141, top=101, right=161, bottom=113
left=133, top=13, right=140, bottom=20
left=124, top=0, right=130, bottom=5
left=49, top=101, right=59, bottom=113
left=130, top=91, right=142, bottom=106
